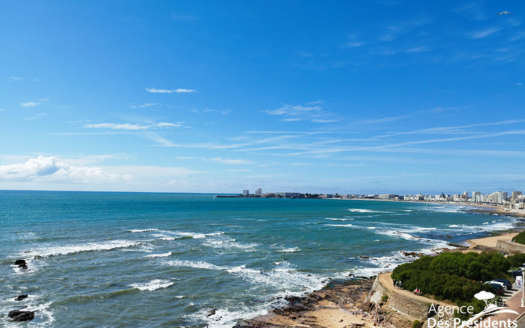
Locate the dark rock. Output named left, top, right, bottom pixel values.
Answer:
left=8, top=310, right=35, bottom=322
left=19, top=264, right=28, bottom=270
left=15, top=294, right=28, bottom=301
left=207, top=309, right=217, bottom=316
left=359, top=256, right=369, bottom=260
left=14, top=260, right=26, bottom=266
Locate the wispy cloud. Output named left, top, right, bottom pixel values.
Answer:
left=266, top=104, right=322, bottom=116
left=130, top=103, right=158, bottom=108
left=228, top=169, right=251, bottom=172
left=84, top=122, right=183, bottom=130
left=25, top=113, right=48, bottom=120
left=510, top=31, right=525, bottom=41
left=453, top=3, right=487, bottom=21
left=0, top=156, right=130, bottom=184
left=208, top=158, right=253, bottom=165
left=373, top=119, right=525, bottom=138
left=175, top=157, right=194, bottom=160
left=264, top=101, right=337, bottom=123
left=470, top=28, right=500, bottom=39
left=360, top=114, right=412, bottom=124
left=379, top=18, right=433, bottom=42
left=406, top=47, right=429, bottom=53
left=311, top=119, right=339, bottom=123
left=8, top=76, right=23, bottom=81
left=21, top=102, right=38, bottom=107
left=146, top=88, right=196, bottom=93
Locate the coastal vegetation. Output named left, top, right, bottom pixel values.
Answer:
left=513, top=231, right=525, bottom=245
left=391, top=252, right=510, bottom=306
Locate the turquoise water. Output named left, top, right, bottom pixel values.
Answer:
left=0, top=191, right=519, bottom=327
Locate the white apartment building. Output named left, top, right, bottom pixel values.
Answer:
left=243, top=190, right=249, bottom=196
left=255, top=188, right=262, bottom=195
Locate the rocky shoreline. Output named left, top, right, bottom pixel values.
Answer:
left=233, top=277, right=414, bottom=328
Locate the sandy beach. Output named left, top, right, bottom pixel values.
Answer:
left=467, top=232, right=519, bottom=248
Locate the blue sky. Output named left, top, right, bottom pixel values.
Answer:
left=1, top=1, right=524, bottom=194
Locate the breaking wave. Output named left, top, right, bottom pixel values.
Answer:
left=130, top=279, right=174, bottom=291
left=23, top=240, right=142, bottom=258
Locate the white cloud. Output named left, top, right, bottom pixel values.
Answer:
left=281, top=118, right=305, bottom=122
left=40, top=97, right=50, bottom=102
left=228, top=169, right=251, bottom=172
left=156, top=122, right=182, bottom=128
left=221, top=110, right=231, bottom=115
left=146, top=88, right=196, bottom=93
left=25, top=113, right=48, bottom=120
left=131, top=103, right=158, bottom=108
left=208, top=157, right=253, bottom=165
left=266, top=104, right=322, bottom=116
left=9, top=76, right=23, bottom=81
left=84, top=122, right=183, bottom=130
left=406, top=47, right=429, bottom=53
left=265, top=102, right=338, bottom=123
left=345, top=41, right=364, bottom=48
left=21, top=102, right=38, bottom=107
left=510, top=32, right=525, bottom=42
left=176, top=157, right=194, bottom=159
left=470, top=28, right=500, bottom=39
left=0, top=156, right=129, bottom=184
left=311, top=119, right=338, bottom=123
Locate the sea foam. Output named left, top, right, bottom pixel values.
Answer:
left=25, top=240, right=141, bottom=258
left=145, top=252, right=172, bottom=258
left=130, top=279, right=174, bottom=291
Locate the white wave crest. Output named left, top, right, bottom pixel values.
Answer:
left=326, top=224, right=353, bottom=227
left=166, top=260, right=226, bottom=270
left=348, top=209, right=391, bottom=213
left=25, top=240, right=141, bottom=258
left=145, top=252, right=172, bottom=258
left=130, top=279, right=174, bottom=291
left=130, top=229, right=159, bottom=233
left=277, top=247, right=300, bottom=253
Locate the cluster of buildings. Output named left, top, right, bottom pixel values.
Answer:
left=378, top=191, right=524, bottom=209
left=237, top=189, right=525, bottom=208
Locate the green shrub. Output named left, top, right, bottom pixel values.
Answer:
left=412, top=320, right=421, bottom=328
left=381, top=295, right=389, bottom=303
left=392, top=251, right=509, bottom=303
left=508, top=253, right=525, bottom=269
left=514, top=231, right=525, bottom=245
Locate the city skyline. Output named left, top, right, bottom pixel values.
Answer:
left=1, top=1, right=525, bottom=194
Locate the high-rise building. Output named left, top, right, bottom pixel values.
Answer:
left=472, top=191, right=481, bottom=203
left=512, top=191, right=523, bottom=201
left=255, top=188, right=262, bottom=195
left=243, top=190, right=249, bottom=196
left=463, top=191, right=468, bottom=196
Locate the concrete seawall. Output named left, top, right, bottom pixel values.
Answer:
left=496, top=240, right=525, bottom=254
left=366, top=276, right=432, bottom=320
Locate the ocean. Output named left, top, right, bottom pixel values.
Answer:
left=0, top=191, right=519, bottom=327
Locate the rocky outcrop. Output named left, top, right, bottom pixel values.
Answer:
left=14, top=259, right=26, bottom=266
left=8, top=310, right=35, bottom=322
left=234, top=278, right=375, bottom=328
left=14, top=294, right=28, bottom=301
